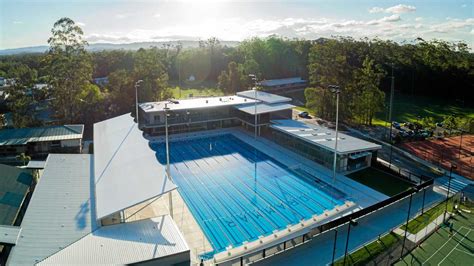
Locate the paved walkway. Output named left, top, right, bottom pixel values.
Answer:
left=254, top=187, right=444, bottom=266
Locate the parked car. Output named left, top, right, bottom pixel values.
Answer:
left=392, top=122, right=401, bottom=129
left=298, top=111, right=310, bottom=118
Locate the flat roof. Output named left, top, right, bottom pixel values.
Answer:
left=0, top=124, right=83, bottom=146
left=140, top=95, right=256, bottom=113
left=38, top=215, right=189, bottom=265
left=237, top=90, right=292, bottom=104
left=259, top=77, right=307, bottom=87
left=7, top=154, right=97, bottom=265
left=235, top=102, right=295, bottom=115
left=0, top=164, right=32, bottom=226
left=94, top=113, right=177, bottom=219
left=270, top=119, right=382, bottom=154
left=26, top=160, right=46, bottom=169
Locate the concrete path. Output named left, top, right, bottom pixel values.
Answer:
left=254, top=187, right=444, bottom=266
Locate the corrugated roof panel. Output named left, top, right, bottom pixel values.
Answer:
left=259, top=77, right=307, bottom=87
left=94, top=113, right=177, bottom=219
left=0, top=125, right=83, bottom=146
left=0, top=164, right=32, bottom=225
left=0, top=225, right=22, bottom=244
left=38, top=215, right=189, bottom=265
left=6, top=154, right=97, bottom=266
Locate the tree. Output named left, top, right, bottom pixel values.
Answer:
left=352, top=57, right=385, bottom=125
left=16, top=152, right=31, bottom=166
left=217, top=61, right=245, bottom=94
left=45, top=17, right=93, bottom=123
left=133, top=48, right=169, bottom=102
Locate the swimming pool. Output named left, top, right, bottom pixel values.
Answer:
left=151, top=134, right=347, bottom=256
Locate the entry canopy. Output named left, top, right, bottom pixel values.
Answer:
left=94, top=113, right=177, bottom=219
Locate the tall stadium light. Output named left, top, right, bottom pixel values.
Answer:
left=164, top=103, right=173, bottom=218
left=328, top=85, right=341, bottom=192
left=343, top=219, right=358, bottom=266
left=388, top=64, right=395, bottom=165
left=443, top=164, right=457, bottom=222
left=249, top=74, right=258, bottom=140
left=134, top=80, right=143, bottom=127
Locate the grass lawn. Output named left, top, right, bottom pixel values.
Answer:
left=168, top=86, right=224, bottom=99
left=334, top=232, right=402, bottom=266
left=347, top=167, right=413, bottom=196
left=373, top=93, right=474, bottom=127
left=294, top=106, right=315, bottom=115
left=400, top=196, right=456, bottom=234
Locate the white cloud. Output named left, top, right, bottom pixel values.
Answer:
left=369, top=7, right=385, bottom=14
left=369, top=4, right=416, bottom=14
left=12, top=20, right=23, bottom=24
left=154, top=13, right=161, bottom=18
left=367, top=15, right=401, bottom=25
left=77, top=22, right=86, bottom=27
left=115, top=13, right=131, bottom=19
left=415, top=17, right=423, bottom=22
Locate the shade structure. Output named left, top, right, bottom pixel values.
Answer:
left=94, top=113, right=177, bottom=219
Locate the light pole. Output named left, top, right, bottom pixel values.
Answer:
left=134, top=80, right=143, bottom=126
left=443, top=164, right=457, bottom=223
left=164, top=103, right=173, bottom=218
left=328, top=85, right=341, bottom=190
left=249, top=74, right=258, bottom=139
left=343, top=219, right=358, bottom=266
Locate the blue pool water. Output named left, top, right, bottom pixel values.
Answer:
left=151, top=134, right=347, bottom=256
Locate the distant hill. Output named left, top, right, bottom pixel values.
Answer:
left=0, top=40, right=240, bottom=56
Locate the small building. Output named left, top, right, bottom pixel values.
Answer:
left=93, top=77, right=109, bottom=87
left=259, top=77, right=307, bottom=93
left=270, top=119, right=382, bottom=174
left=139, top=90, right=295, bottom=135
left=0, top=125, right=84, bottom=159
left=5, top=154, right=189, bottom=265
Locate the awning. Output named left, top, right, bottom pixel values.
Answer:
left=235, top=102, right=295, bottom=115
left=93, top=114, right=177, bottom=219
left=349, top=152, right=372, bottom=160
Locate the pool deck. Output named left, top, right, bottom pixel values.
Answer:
left=121, top=191, right=213, bottom=265
left=148, top=128, right=389, bottom=264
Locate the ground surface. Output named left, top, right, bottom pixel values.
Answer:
left=347, top=167, right=413, bottom=196
left=372, top=94, right=474, bottom=127
left=401, top=135, right=473, bottom=179
left=396, top=203, right=474, bottom=266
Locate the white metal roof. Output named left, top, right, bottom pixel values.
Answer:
left=140, top=95, right=256, bottom=113
left=271, top=119, right=382, bottom=154
left=0, top=225, right=21, bottom=245
left=236, top=90, right=292, bottom=104
left=235, top=102, right=295, bottom=115
left=26, top=160, right=46, bottom=169
left=259, top=77, right=307, bottom=87
left=94, top=113, right=177, bottom=219
left=38, top=215, right=189, bottom=265
left=7, top=154, right=97, bottom=266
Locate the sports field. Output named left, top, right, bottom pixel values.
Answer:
left=401, top=135, right=473, bottom=179
left=396, top=204, right=474, bottom=266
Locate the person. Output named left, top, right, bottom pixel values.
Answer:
left=449, top=222, right=454, bottom=236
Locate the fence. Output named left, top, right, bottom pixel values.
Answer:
left=213, top=179, right=434, bottom=266
left=417, top=149, right=473, bottom=179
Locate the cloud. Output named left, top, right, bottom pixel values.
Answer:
left=415, top=17, right=423, bottom=22
left=12, top=21, right=23, bottom=24
left=83, top=15, right=472, bottom=50
left=77, top=22, right=86, bottom=27
left=154, top=13, right=161, bottom=18
left=369, top=4, right=416, bottom=14
left=115, top=13, right=131, bottom=19
left=367, top=15, right=401, bottom=25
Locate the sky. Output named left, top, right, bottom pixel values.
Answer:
left=0, top=0, right=473, bottom=50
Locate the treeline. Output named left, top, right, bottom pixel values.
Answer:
left=0, top=18, right=472, bottom=129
